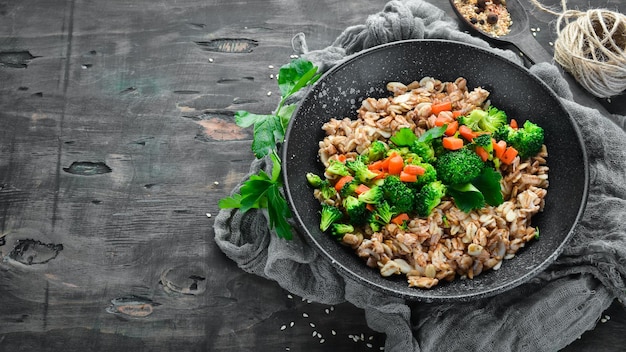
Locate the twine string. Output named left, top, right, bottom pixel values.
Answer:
left=530, top=0, right=626, bottom=98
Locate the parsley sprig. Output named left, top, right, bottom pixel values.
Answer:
left=218, top=59, right=320, bottom=240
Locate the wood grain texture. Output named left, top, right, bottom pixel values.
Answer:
left=0, top=0, right=623, bottom=351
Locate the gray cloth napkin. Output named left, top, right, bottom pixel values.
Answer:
left=214, top=1, right=626, bottom=351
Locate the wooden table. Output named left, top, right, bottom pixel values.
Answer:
left=1, top=0, right=624, bottom=351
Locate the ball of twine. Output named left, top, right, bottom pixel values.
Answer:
left=531, top=0, right=626, bottom=98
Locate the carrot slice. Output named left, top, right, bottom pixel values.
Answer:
left=493, top=139, right=507, bottom=159
left=452, top=110, right=464, bottom=119
left=368, top=160, right=385, bottom=171
left=399, top=171, right=418, bottom=183
left=387, top=155, right=404, bottom=175
left=444, top=120, right=459, bottom=136
left=458, top=125, right=476, bottom=141
left=391, top=213, right=410, bottom=225
left=510, top=118, right=518, bottom=129
left=403, top=164, right=426, bottom=176
left=334, top=175, right=353, bottom=192
left=501, top=146, right=519, bottom=164
left=431, top=101, right=452, bottom=115
left=442, top=136, right=464, bottom=150
left=337, top=154, right=347, bottom=162
left=475, top=146, right=489, bottom=162
left=366, top=203, right=375, bottom=212
left=355, top=184, right=370, bottom=195
left=435, top=114, right=453, bottom=127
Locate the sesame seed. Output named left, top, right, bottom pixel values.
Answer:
left=312, top=331, right=317, bottom=337
left=287, top=294, right=293, bottom=299
left=330, top=306, right=335, bottom=311
left=367, top=343, right=373, bottom=348
left=302, top=313, right=309, bottom=318
left=601, top=318, right=607, bottom=323
left=320, top=339, right=325, bottom=344
left=206, top=213, right=212, bottom=218
left=310, top=322, right=316, bottom=328
left=331, top=330, right=336, bottom=335
left=214, top=181, right=219, bottom=185
left=270, top=74, right=274, bottom=79
left=280, top=325, right=286, bottom=331
left=267, top=91, right=272, bottom=96
left=268, top=65, right=274, bottom=69
left=325, top=309, right=330, bottom=314
left=290, top=321, right=294, bottom=327
left=317, top=332, right=322, bottom=338
left=532, top=32, right=536, bottom=37
left=208, top=58, right=214, bottom=63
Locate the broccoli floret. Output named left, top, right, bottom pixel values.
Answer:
left=410, top=140, right=436, bottom=163
left=415, top=181, right=447, bottom=217
left=493, top=120, right=544, bottom=159
left=325, top=159, right=350, bottom=177
left=307, top=173, right=337, bottom=201
left=331, top=223, right=354, bottom=239
left=435, top=148, right=485, bottom=185
left=472, top=133, right=492, bottom=150
left=357, top=185, right=384, bottom=205
left=368, top=201, right=396, bottom=232
left=413, top=162, right=438, bottom=190
left=343, top=196, right=369, bottom=226
left=320, top=204, right=343, bottom=232
left=318, top=180, right=337, bottom=201
left=346, top=156, right=379, bottom=184
left=482, top=106, right=508, bottom=132
left=458, top=110, right=483, bottom=131
left=380, top=175, right=415, bottom=214
left=367, top=140, right=388, bottom=162
left=472, top=133, right=493, bottom=156
left=459, top=106, right=507, bottom=133
left=339, top=178, right=359, bottom=198
left=306, top=172, right=324, bottom=187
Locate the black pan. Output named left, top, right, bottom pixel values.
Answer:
left=282, top=39, right=588, bottom=302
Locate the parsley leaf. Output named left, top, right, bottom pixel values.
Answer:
left=390, top=127, right=417, bottom=147
left=278, top=58, right=320, bottom=97
left=218, top=59, right=319, bottom=240
left=418, top=124, right=447, bottom=143
left=472, top=167, right=503, bottom=206
left=447, top=183, right=485, bottom=212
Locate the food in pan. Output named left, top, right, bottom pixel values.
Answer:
left=307, top=76, right=547, bottom=288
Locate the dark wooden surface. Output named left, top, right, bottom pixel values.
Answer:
left=0, top=0, right=624, bottom=351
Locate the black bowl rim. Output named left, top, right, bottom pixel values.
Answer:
left=282, top=38, right=589, bottom=302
